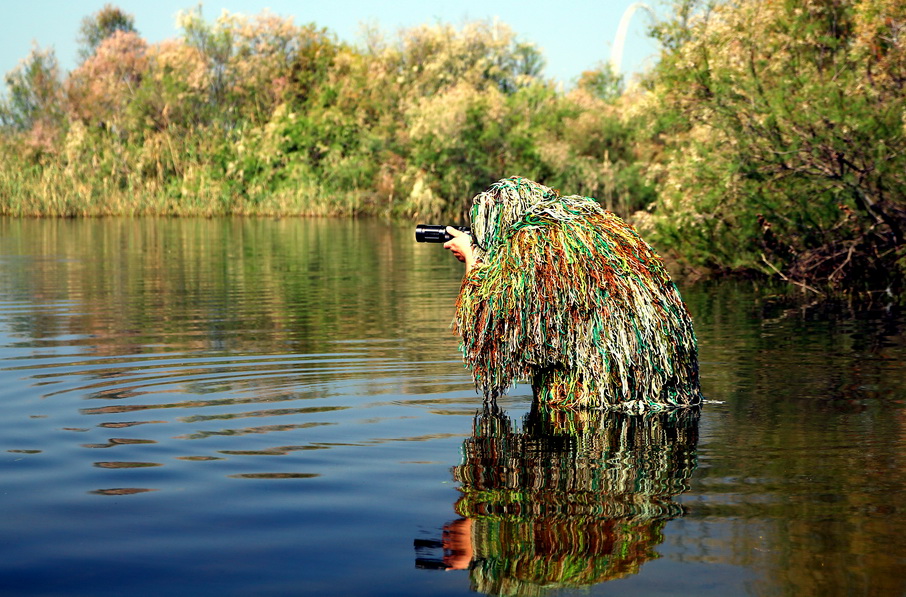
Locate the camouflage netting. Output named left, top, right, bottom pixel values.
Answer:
left=453, top=177, right=701, bottom=410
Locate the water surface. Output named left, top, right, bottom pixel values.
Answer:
left=1, top=217, right=903, bottom=596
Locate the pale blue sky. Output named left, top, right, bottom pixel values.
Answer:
left=1, top=0, right=662, bottom=87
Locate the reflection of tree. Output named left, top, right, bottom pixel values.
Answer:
left=0, top=218, right=465, bottom=402
left=681, top=282, right=906, bottom=596
left=418, top=403, right=699, bottom=596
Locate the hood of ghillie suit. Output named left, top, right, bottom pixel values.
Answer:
left=468, top=177, right=560, bottom=263
left=454, top=177, right=702, bottom=412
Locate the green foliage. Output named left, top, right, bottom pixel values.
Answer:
left=77, top=4, right=137, bottom=61
left=1, top=8, right=653, bottom=220
left=4, top=1, right=901, bottom=303
left=576, top=62, right=624, bottom=102
left=640, top=0, right=906, bottom=302
left=0, top=45, right=64, bottom=133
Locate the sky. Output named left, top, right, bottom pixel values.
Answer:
left=1, top=0, right=663, bottom=88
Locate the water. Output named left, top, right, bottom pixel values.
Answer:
left=0, top=217, right=903, bottom=597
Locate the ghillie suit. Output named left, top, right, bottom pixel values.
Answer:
left=453, top=177, right=701, bottom=411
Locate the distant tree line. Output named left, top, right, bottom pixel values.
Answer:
left=1, top=1, right=903, bottom=305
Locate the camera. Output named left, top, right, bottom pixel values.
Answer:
left=414, top=224, right=471, bottom=243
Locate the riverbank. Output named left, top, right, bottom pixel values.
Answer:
left=2, top=1, right=903, bottom=304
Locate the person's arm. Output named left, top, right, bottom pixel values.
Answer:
left=441, top=518, right=473, bottom=570
left=443, top=226, right=478, bottom=275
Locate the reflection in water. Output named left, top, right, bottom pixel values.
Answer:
left=0, top=218, right=469, bottom=496
left=90, top=488, right=159, bottom=496
left=228, top=473, right=319, bottom=479
left=418, top=403, right=699, bottom=595
left=3, top=218, right=905, bottom=595
left=93, top=461, right=163, bottom=469
left=81, top=437, right=157, bottom=448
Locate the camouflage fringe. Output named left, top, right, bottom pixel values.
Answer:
left=453, top=177, right=701, bottom=410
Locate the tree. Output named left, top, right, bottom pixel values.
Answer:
left=576, top=62, right=624, bottom=102
left=66, top=31, right=148, bottom=131
left=78, top=4, right=137, bottom=60
left=643, top=0, right=906, bottom=302
left=0, top=44, right=64, bottom=133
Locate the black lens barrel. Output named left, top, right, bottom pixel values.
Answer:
left=414, top=225, right=470, bottom=243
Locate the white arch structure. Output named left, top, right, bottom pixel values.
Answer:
left=609, top=2, right=655, bottom=75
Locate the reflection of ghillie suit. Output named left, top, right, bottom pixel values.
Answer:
left=451, top=405, right=700, bottom=594
left=453, top=177, right=701, bottom=410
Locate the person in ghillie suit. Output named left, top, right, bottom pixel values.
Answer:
left=444, top=176, right=701, bottom=411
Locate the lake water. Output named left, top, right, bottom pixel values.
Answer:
left=0, top=217, right=904, bottom=597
